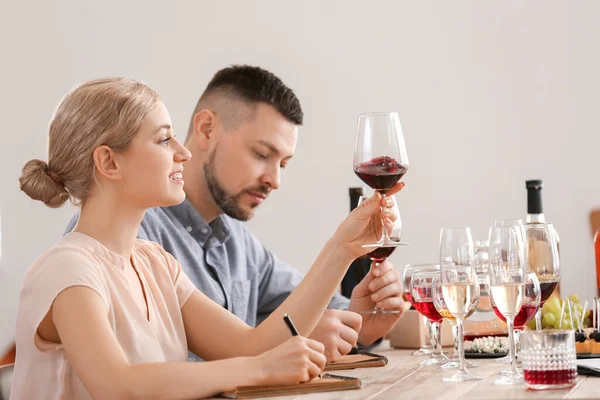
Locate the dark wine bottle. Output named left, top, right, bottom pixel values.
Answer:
left=340, top=188, right=371, bottom=298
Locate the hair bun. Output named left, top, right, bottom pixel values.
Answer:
left=19, top=159, right=70, bottom=208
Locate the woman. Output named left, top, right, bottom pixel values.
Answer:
left=13, top=77, right=403, bottom=399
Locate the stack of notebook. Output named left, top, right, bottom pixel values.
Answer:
left=218, top=352, right=387, bottom=398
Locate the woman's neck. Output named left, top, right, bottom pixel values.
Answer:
left=74, top=195, right=145, bottom=259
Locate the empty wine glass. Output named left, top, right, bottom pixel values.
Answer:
left=360, top=195, right=404, bottom=314
left=439, top=227, right=482, bottom=382
left=353, top=112, right=409, bottom=248
left=488, top=224, right=527, bottom=385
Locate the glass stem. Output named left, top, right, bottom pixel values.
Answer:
left=507, top=317, right=518, bottom=375
left=451, top=323, right=459, bottom=360
left=456, top=317, right=466, bottom=372
left=377, top=190, right=391, bottom=242
left=535, top=308, right=542, bottom=331
left=513, top=328, right=522, bottom=359
left=431, top=321, right=442, bottom=357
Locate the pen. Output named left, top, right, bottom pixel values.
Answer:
left=283, top=313, right=299, bottom=336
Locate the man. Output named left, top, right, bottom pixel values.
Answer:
left=67, top=65, right=405, bottom=361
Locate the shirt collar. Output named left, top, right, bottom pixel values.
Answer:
left=164, top=199, right=231, bottom=245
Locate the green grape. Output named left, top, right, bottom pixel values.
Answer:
left=546, top=297, right=562, bottom=316
left=568, top=294, right=580, bottom=304
left=542, top=301, right=551, bottom=314
left=552, top=319, right=562, bottom=329
left=526, top=319, right=537, bottom=330
left=543, top=312, right=556, bottom=327
left=576, top=303, right=583, bottom=312
left=560, top=320, right=573, bottom=330
left=584, top=317, right=592, bottom=328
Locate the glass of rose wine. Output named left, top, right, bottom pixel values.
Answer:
left=353, top=112, right=409, bottom=248
left=359, top=195, right=403, bottom=314
left=403, top=264, right=434, bottom=355
left=411, top=267, right=446, bottom=366
left=488, top=224, right=527, bottom=385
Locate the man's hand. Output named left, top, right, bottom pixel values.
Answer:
left=308, top=309, right=362, bottom=362
left=348, top=260, right=404, bottom=346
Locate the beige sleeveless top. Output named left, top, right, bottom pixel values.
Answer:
left=10, top=232, right=196, bottom=399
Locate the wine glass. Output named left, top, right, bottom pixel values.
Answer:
left=353, top=112, right=409, bottom=248
left=403, top=264, right=435, bottom=355
left=525, top=223, right=560, bottom=329
left=439, top=227, right=482, bottom=382
left=494, top=273, right=541, bottom=374
left=488, top=224, right=527, bottom=385
left=432, top=272, right=478, bottom=369
left=411, top=267, right=446, bottom=366
left=360, top=195, right=403, bottom=314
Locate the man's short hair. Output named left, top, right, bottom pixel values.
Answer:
left=187, top=65, right=303, bottom=141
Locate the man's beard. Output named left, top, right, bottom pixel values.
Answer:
left=203, top=149, right=270, bottom=221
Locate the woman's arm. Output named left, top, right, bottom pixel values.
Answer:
left=51, top=286, right=324, bottom=400
left=183, top=188, right=403, bottom=360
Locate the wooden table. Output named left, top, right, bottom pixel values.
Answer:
left=256, top=341, right=600, bottom=400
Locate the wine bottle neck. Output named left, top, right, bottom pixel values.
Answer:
left=526, top=213, right=547, bottom=224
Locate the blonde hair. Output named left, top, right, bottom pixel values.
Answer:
left=19, top=78, right=160, bottom=207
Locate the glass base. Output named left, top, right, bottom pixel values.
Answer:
left=440, top=359, right=478, bottom=369
left=443, top=370, right=483, bottom=382
left=413, top=348, right=433, bottom=355
left=495, top=374, right=523, bottom=385
left=526, top=382, right=576, bottom=390
left=420, top=357, right=445, bottom=366
left=361, top=241, right=409, bottom=249
left=499, top=365, right=522, bottom=376
left=359, top=308, right=402, bottom=315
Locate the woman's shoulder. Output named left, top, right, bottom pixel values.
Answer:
left=27, top=233, right=108, bottom=274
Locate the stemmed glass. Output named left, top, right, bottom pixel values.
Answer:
left=411, top=267, right=446, bottom=365
left=403, top=264, right=434, bottom=355
left=360, top=196, right=403, bottom=314
left=488, top=224, right=527, bottom=385
left=353, top=112, right=409, bottom=248
left=525, top=223, right=560, bottom=329
left=432, top=272, right=478, bottom=369
left=439, top=227, right=482, bottom=382
left=493, top=272, right=541, bottom=374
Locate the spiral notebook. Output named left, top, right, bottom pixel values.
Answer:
left=218, top=374, right=361, bottom=399
left=324, top=352, right=388, bottom=371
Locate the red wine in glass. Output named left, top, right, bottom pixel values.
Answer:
left=493, top=303, right=539, bottom=329
left=367, top=236, right=400, bottom=261
left=413, top=300, right=443, bottom=323
left=354, top=156, right=408, bottom=193
left=524, top=369, right=577, bottom=386
left=539, top=279, right=559, bottom=304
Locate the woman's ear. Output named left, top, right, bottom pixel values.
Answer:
left=93, top=145, right=122, bottom=181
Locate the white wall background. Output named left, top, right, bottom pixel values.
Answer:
left=1, top=1, right=599, bottom=352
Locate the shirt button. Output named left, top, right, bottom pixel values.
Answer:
left=186, top=226, right=193, bottom=232
left=201, top=228, right=209, bottom=234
